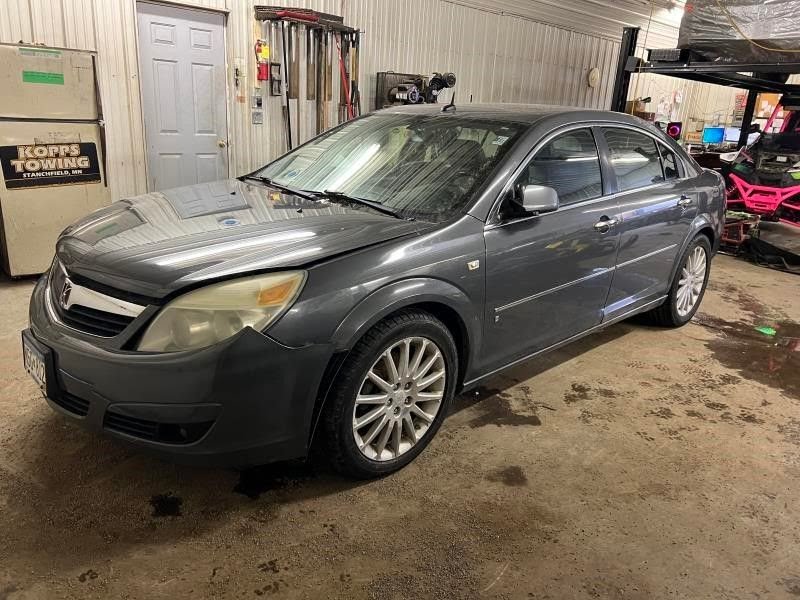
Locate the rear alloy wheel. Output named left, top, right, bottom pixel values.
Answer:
left=644, top=234, right=711, bottom=327
left=323, top=310, right=457, bottom=479
left=676, top=245, right=707, bottom=317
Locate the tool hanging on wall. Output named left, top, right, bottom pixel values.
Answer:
left=335, top=33, right=354, bottom=120
left=265, top=16, right=281, bottom=97
left=288, top=23, right=300, bottom=100
left=280, top=21, right=293, bottom=149
left=254, top=6, right=359, bottom=149
left=287, top=22, right=301, bottom=148
left=306, top=27, right=316, bottom=101
left=325, top=30, right=333, bottom=130
left=314, top=28, right=323, bottom=134
left=349, top=32, right=361, bottom=117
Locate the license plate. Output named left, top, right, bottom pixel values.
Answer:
left=22, top=335, right=47, bottom=390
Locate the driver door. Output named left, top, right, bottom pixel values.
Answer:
left=481, top=126, right=621, bottom=373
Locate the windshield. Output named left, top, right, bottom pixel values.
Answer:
left=751, top=111, right=800, bottom=153
left=255, top=112, right=525, bottom=222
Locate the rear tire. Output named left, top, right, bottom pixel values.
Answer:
left=322, top=310, right=457, bottom=479
left=644, top=235, right=711, bottom=327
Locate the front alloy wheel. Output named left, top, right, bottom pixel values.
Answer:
left=352, top=337, right=445, bottom=461
left=322, top=310, right=457, bottom=479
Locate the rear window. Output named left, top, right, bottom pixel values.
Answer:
left=659, top=144, right=683, bottom=181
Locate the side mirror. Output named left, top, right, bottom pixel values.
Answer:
left=519, top=184, right=559, bottom=214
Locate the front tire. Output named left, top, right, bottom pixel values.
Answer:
left=645, top=234, right=711, bottom=327
left=322, top=310, right=457, bottom=479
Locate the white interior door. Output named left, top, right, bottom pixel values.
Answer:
left=137, top=2, right=227, bottom=191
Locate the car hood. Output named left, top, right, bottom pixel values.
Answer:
left=56, top=179, right=427, bottom=299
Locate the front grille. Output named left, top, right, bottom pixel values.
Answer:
left=48, top=261, right=141, bottom=338
left=52, top=392, right=90, bottom=417
left=104, top=410, right=214, bottom=445
left=54, top=302, right=134, bottom=337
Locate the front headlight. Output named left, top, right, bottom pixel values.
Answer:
left=137, top=271, right=305, bottom=352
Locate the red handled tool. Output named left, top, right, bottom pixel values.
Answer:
left=335, top=33, right=354, bottom=120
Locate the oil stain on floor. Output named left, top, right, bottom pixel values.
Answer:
left=485, top=465, right=528, bottom=487
left=233, top=462, right=318, bottom=500
left=462, top=388, right=542, bottom=428
left=696, top=314, right=800, bottom=400
left=149, top=492, right=183, bottom=517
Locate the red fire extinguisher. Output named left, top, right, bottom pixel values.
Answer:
left=255, top=40, right=269, bottom=81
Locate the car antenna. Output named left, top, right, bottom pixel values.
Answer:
left=441, top=92, right=456, bottom=112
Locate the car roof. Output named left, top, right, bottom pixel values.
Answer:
left=374, top=102, right=649, bottom=128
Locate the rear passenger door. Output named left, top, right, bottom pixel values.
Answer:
left=599, top=127, right=696, bottom=319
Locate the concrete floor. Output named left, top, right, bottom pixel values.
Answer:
left=0, top=255, right=798, bottom=600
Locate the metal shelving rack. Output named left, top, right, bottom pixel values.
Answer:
left=610, top=26, right=800, bottom=148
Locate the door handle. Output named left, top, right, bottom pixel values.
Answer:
left=217, top=139, right=227, bottom=148
left=677, top=194, right=692, bottom=207
left=593, top=217, right=619, bottom=233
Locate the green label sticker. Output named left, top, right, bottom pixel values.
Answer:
left=22, top=70, right=64, bottom=85
left=19, top=47, right=62, bottom=59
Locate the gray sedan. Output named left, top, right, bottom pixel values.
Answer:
left=23, top=104, right=724, bottom=478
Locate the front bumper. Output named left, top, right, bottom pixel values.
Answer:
left=27, top=276, right=332, bottom=468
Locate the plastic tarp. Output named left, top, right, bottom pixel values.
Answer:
left=678, top=0, right=800, bottom=63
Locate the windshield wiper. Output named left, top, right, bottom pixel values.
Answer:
left=242, top=175, right=320, bottom=202
left=315, top=190, right=411, bottom=220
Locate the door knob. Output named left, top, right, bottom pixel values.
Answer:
left=677, top=194, right=692, bottom=207
left=593, top=217, right=618, bottom=233
left=217, top=139, right=227, bottom=148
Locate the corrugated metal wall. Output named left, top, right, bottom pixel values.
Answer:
left=439, top=0, right=685, bottom=49
left=0, top=0, right=759, bottom=203
left=349, top=1, right=622, bottom=109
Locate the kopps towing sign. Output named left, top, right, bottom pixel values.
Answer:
left=0, top=142, right=101, bottom=189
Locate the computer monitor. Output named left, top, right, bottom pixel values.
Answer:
left=724, top=127, right=741, bottom=143
left=702, top=126, right=725, bottom=144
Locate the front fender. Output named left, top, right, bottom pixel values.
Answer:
left=330, top=277, right=482, bottom=382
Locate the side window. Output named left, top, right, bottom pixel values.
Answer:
left=659, top=144, right=682, bottom=181
left=517, top=128, right=603, bottom=206
left=602, top=128, right=663, bottom=192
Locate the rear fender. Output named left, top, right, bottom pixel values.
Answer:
left=668, top=214, right=717, bottom=285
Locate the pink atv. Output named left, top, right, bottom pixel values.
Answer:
left=722, top=95, right=800, bottom=227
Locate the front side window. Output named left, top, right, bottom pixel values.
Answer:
left=256, top=113, right=524, bottom=222
left=602, top=128, right=663, bottom=192
left=516, top=128, right=603, bottom=205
